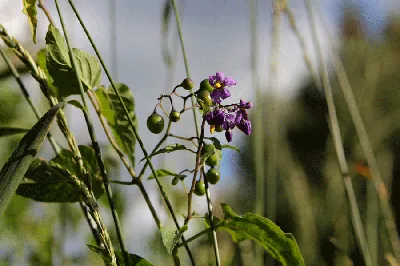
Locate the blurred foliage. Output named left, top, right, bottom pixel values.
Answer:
left=235, top=10, right=400, bottom=266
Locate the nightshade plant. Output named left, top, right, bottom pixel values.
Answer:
left=0, top=1, right=305, bottom=266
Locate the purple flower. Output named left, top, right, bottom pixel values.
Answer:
left=209, top=72, right=236, bottom=104
left=234, top=100, right=252, bottom=135
left=239, top=99, right=253, bottom=109
left=237, top=119, right=252, bottom=135
left=205, top=109, right=225, bottom=127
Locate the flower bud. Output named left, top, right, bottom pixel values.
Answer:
left=200, top=79, right=214, bottom=92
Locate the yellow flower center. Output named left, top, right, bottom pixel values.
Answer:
left=210, top=124, right=216, bottom=134
left=215, top=82, right=222, bottom=89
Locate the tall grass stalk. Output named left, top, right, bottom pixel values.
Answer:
left=248, top=0, right=265, bottom=263
left=304, top=1, right=372, bottom=265
left=314, top=2, right=400, bottom=261
left=53, top=1, right=129, bottom=264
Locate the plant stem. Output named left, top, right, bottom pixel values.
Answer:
left=80, top=202, right=104, bottom=247
left=38, top=0, right=56, bottom=26
left=0, top=46, right=60, bottom=154
left=67, top=1, right=195, bottom=263
left=54, top=1, right=127, bottom=265
left=203, top=169, right=221, bottom=266
left=304, top=1, right=372, bottom=265
left=88, top=89, right=137, bottom=179
left=315, top=2, right=400, bottom=260
left=88, top=89, right=163, bottom=233
left=170, top=0, right=199, bottom=137
left=186, top=119, right=206, bottom=223
left=176, top=225, right=221, bottom=248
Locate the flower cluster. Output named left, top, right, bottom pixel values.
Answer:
left=205, top=72, right=252, bottom=142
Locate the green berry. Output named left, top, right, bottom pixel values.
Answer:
left=196, top=90, right=213, bottom=106
left=206, top=168, right=220, bottom=185
left=147, top=113, right=164, bottom=134
left=205, top=153, right=218, bottom=167
left=180, top=78, right=194, bottom=90
left=201, top=144, right=215, bottom=156
left=170, top=111, right=181, bottom=122
left=200, top=79, right=214, bottom=92
left=194, top=181, right=206, bottom=196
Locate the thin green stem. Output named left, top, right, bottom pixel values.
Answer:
left=203, top=169, right=221, bottom=266
left=136, top=181, right=161, bottom=228
left=314, top=2, right=400, bottom=260
left=176, top=225, right=221, bottom=248
left=304, top=1, right=372, bottom=265
left=0, top=46, right=60, bottom=154
left=88, top=89, right=164, bottom=234
left=80, top=202, right=104, bottom=247
left=170, top=0, right=199, bottom=137
left=186, top=119, right=206, bottom=223
left=54, top=1, right=127, bottom=265
left=67, top=1, right=195, bottom=263
left=38, top=0, right=56, bottom=26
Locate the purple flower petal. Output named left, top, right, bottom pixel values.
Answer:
left=225, top=129, right=233, bottom=142
left=239, top=99, right=253, bottom=109
left=238, top=120, right=252, bottom=135
left=210, top=88, right=231, bottom=104
left=223, top=76, right=237, bottom=87
left=210, top=90, right=222, bottom=104
left=214, top=109, right=225, bottom=125
left=215, top=72, right=225, bottom=81
left=235, top=112, right=243, bottom=124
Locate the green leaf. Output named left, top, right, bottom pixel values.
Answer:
left=22, top=0, right=38, bottom=43
left=0, top=127, right=29, bottom=137
left=67, top=99, right=86, bottom=111
left=45, top=25, right=101, bottom=98
left=16, top=162, right=81, bottom=202
left=219, top=204, right=305, bottom=266
left=0, top=102, right=66, bottom=218
left=37, top=49, right=58, bottom=95
left=209, top=137, right=222, bottom=150
left=87, top=245, right=153, bottom=266
left=221, top=144, right=240, bottom=153
left=141, top=143, right=188, bottom=162
left=51, top=145, right=104, bottom=199
left=16, top=151, right=104, bottom=202
left=95, top=83, right=137, bottom=166
left=147, top=169, right=185, bottom=180
left=160, top=226, right=183, bottom=254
